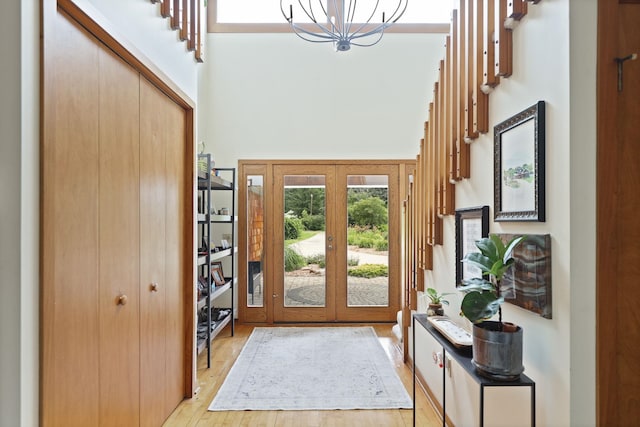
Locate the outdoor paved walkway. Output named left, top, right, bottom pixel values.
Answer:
left=248, top=232, right=390, bottom=307
left=284, top=275, right=389, bottom=306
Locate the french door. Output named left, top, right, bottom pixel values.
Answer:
left=272, top=163, right=400, bottom=322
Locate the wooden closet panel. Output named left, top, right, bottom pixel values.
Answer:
left=139, top=77, right=169, bottom=427
left=40, top=10, right=99, bottom=426
left=161, top=81, right=188, bottom=413
left=97, top=47, right=141, bottom=426
left=41, top=11, right=101, bottom=426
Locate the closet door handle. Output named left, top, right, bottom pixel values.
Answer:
left=117, top=294, right=128, bottom=306
left=150, top=282, right=159, bottom=292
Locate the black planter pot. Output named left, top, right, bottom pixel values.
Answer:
left=471, top=321, right=524, bottom=381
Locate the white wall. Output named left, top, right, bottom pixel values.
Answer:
left=0, top=0, right=24, bottom=425
left=413, top=1, right=597, bottom=426
left=2, top=1, right=199, bottom=425
left=199, top=32, right=447, bottom=164
left=87, top=0, right=200, bottom=101
left=568, top=0, right=597, bottom=425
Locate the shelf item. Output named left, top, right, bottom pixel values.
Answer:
left=426, top=316, right=472, bottom=348
left=197, top=154, right=236, bottom=368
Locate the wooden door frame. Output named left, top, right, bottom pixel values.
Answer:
left=41, top=0, right=197, bottom=401
left=238, top=159, right=413, bottom=324
left=596, top=0, right=634, bottom=423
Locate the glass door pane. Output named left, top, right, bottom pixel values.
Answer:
left=346, top=175, right=389, bottom=307
left=246, top=175, right=264, bottom=307
left=273, top=165, right=336, bottom=323
left=283, top=175, right=327, bottom=308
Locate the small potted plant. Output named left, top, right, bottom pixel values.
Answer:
left=425, top=287, right=453, bottom=316
left=459, top=234, right=525, bottom=381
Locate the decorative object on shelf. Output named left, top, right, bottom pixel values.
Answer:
left=499, top=233, right=552, bottom=319
left=425, top=287, right=452, bottom=316
left=200, top=235, right=209, bottom=254
left=280, top=0, right=408, bottom=52
left=494, top=101, right=545, bottom=222
left=198, top=276, right=208, bottom=297
left=459, top=234, right=526, bottom=381
left=211, top=262, right=226, bottom=286
left=455, top=206, right=490, bottom=286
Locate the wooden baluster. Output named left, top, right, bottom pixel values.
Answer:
left=495, top=0, right=513, bottom=77
left=430, top=100, right=443, bottom=246
left=407, top=181, right=414, bottom=289
left=449, top=12, right=461, bottom=182
left=507, top=0, right=528, bottom=20
left=188, top=0, right=197, bottom=51
left=423, top=121, right=431, bottom=249
left=172, top=0, right=181, bottom=30
left=195, top=0, right=205, bottom=62
left=463, top=0, right=475, bottom=142
left=433, top=82, right=442, bottom=218
left=161, top=0, right=171, bottom=19
left=456, top=0, right=471, bottom=178
left=474, top=0, right=489, bottom=135
left=440, top=57, right=456, bottom=216
left=181, top=0, right=189, bottom=41
left=483, top=0, right=499, bottom=88
left=416, top=149, right=423, bottom=270
left=423, top=116, right=434, bottom=269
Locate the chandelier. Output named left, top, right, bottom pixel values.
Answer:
left=280, top=0, right=408, bottom=52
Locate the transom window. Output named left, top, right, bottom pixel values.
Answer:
left=210, top=0, right=452, bottom=33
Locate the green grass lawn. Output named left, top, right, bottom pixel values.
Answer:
left=285, top=230, right=320, bottom=246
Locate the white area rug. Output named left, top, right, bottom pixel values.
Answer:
left=208, top=327, right=412, bottom=411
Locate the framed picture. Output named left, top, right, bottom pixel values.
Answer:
left=211, top=262, right=226, bottom=286
left=455, top=206, right=490, bottom=286
left=494, top=101, right=545, bottom=222
left=498, top=233, right=553, bottom=319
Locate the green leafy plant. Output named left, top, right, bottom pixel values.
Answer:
left=284, top=246, right=305, bottom=272
left=425, top=287, right=453, bottom=305
left=347, top=264, right=388, bottom=278
left=284, top=215, right=304, bottom=240
left=459, top=234, right=525, bottom=324
left=348, top=197, right=388, bottom=228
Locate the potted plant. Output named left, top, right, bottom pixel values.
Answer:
left=425, top=287, right=453, bottom=316
left=459, top=234, right=525, bottom=381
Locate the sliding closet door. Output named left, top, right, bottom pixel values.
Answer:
left=164, top=98, right=188, bottom=416
left=41, top=10, right=101, bottom=426
left=98, top=42, right=142, bottom=427
left=140, top=77, right=168, bottom=427
left=140, top=76, right=188, bottom=418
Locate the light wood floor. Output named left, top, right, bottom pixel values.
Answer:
left=163, top=324, right=440, bottom=427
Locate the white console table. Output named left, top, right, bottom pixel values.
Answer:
left=412, top=313, right=536, bottom=427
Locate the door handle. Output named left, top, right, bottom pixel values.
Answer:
left=616, top=53, right=637, bottom=92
